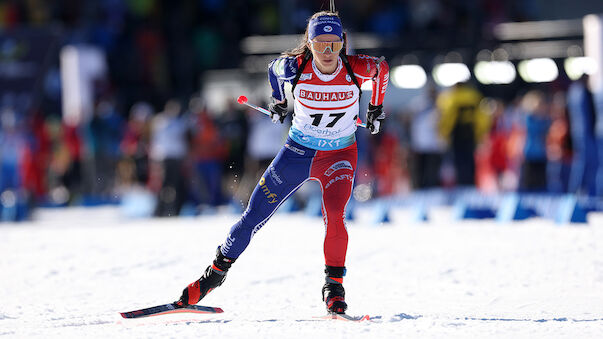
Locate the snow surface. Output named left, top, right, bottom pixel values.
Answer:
left=1, top=206, right=603, bottom=338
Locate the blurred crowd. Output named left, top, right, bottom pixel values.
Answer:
left=0, top=95, right=287, bottom=218
left=380, top=75, right=601, bottom=198
left=1, top=74, right=601, bottom=221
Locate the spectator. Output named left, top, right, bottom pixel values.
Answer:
left=567, top=75, right=598, bottom=196
left=0, top=108, right=29, bottom=220
left=120, top=102, right=153, bottom=186
left=437, top=82, right=490, bottom=186
left=150, top=99, right=189, bottom=217
left=371, top=130, right=408, bottom=197
left=519, top=91, right=551, bottom=192
left=475, top=99, right=511, bottom=191
left=89, top=99, right=124, bottom=197
left=60, top=122, right=84, bottom=203
left=21, top=111, right=51, bottom=201
left=500, top=98, right=526, bottom=191
left=188, top=97, right=227, bottom=207
left=409, top=86, right=445, bottom=189
left=546, top=92, right=572, bottom=193
left=0, top=108, right=26, bottom=193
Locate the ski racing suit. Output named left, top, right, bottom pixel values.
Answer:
left=220, top=54, right=389, bottom=267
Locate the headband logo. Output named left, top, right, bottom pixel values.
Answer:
left=323, top=25, right=333, bottom=32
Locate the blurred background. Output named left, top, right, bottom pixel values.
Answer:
left=1, top=0, right=603, bottom=222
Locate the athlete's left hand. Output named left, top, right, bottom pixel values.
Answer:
left=366, top=103, right=385, bottom=134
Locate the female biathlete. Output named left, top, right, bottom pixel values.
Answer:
left=176, top=11, right=389, bottom=314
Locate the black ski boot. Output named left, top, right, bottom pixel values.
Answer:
left=322, top=265, right=347, bottom=314
left=176, top=247, right=236, bottom=307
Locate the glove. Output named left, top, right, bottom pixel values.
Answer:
left=268, top=99, right=288, bottom=123
left=366, top=103, right=385, bottom=134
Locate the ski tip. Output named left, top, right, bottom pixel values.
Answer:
left=343, top=314, right=370, bottom=322
left=237, top=95, right=248, bottom=104
left=119, top=311, right=139, bottom=319
left=315, top=313, right=370, bottom=322
left=214, top=307, right=225, bottom=314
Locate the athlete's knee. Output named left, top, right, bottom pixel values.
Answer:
left=324, top=218, right=348, bottom=235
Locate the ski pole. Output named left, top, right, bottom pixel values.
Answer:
left=237, top=95, right=272, bottom=116
left=236, top=96, right=367, bottom=128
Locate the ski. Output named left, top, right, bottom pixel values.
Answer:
left=314, top=313, right=370, bottom=322
left=120, top=303, right=223, bottom=319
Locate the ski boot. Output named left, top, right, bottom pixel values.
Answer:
left=176, top=247, right=236, bottom=307
left=322, top=265, right=347, bottom=314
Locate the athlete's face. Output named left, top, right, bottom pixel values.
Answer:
left=308, top=34, right=341, bottom=75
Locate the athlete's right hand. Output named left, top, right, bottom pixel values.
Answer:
left=268, top=99, right=288, bottom=123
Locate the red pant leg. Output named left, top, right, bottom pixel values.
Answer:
left=310, top=143, right=357, bottom=267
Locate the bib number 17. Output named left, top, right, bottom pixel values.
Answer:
left=309, top=112, right=345, bottom=128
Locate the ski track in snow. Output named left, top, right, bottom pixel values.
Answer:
left=1, top=206, right=603, bottom=338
